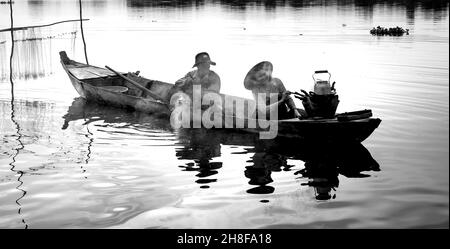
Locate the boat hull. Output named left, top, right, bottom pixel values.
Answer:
left=61, top=53, right=170, bottom=115
left=67, top=74, right=170, bottom=115
left=207, top=118, right=381, bottom=143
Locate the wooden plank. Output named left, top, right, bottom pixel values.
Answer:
left=67, top=66, right=117, bottom=80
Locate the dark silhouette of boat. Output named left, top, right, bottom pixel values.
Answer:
left=62, top=99, right=380, bottom=199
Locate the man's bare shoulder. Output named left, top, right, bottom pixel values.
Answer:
left=209, top=70, right=220, bottom=79
left=272, top=77, right=283, bottom=84
left=272, top=77, right=286, bottom=90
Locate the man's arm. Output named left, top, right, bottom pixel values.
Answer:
left=277, top=78, right=297, bottom=110
left=207, top=72, right=221, bottom=92
left=175, top=72, right=193, bottom=88
left=285, top=95, right=297, bottom=110
left=173, top=71, right=196, bottom=93
left=254, top=92, right=281, bottom=116
left=167, top=72, right=194, bottom=100
left=277, top=79, right=302, bottom=118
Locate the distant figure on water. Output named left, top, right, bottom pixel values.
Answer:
left=244, top=61, right=305, bottom=120
left=171, top=52, right=221, bottom=96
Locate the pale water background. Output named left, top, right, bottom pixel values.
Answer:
left=0, top=0, right=448, bottom=228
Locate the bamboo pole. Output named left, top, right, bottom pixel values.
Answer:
left=105, top=65, right=168, bottom=104
left=9, top=0, right=14, bottom=92
left=79, top=0, right=89, bottom=65
left=0, top=19, right=89, bottom=33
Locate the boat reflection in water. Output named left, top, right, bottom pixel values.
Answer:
left=292, top=142, right=379, bottom=201
left=62, top=97, right=173, bottom=131
left=62, top=98, right=380, bottom=200
left=177, top=128, right=380, bottom=200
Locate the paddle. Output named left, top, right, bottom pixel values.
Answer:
left=105, top=65, right=168, bottom=104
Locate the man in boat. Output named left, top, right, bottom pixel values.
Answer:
left=168, top=52, right=223, bottom=128
left=170, top=52, right=221, bottom=97
left=244, top=61, right=306, bottom=120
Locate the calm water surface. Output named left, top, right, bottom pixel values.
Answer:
left=0, top=0, right=448, bottom=228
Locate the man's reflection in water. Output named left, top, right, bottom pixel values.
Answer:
left=176, top=129, right=223, bottom=188
left=245, top=152, right=294, bottom=194
left=296, top=161, right=339, bottom=200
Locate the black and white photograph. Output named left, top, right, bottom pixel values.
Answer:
left=0, top=0, right=448, bottom=237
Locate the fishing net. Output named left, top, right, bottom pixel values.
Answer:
left=0, top=21, right=79, bottom=82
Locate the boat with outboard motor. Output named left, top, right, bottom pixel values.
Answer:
left=59, top=51, right=381, bottom=142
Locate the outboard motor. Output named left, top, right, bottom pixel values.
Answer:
left=295, top=70, right=339, bottom=119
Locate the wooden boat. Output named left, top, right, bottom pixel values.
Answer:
left=60, top=51, right=172, bottom=115
left=60, top=51, right=381, bottom=142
